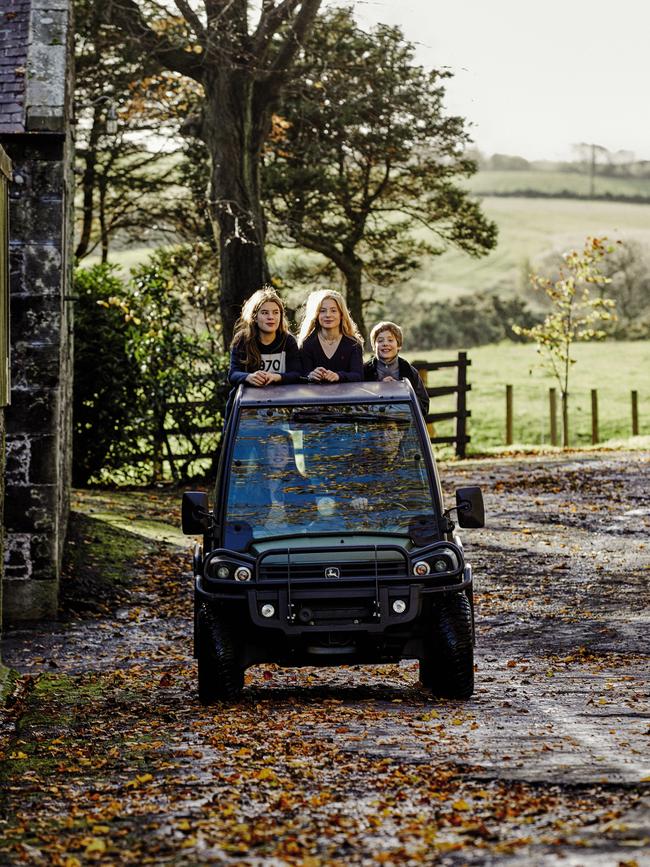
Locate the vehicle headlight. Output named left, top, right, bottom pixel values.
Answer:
left=412, top=547, right=461, bottom=577
left=206, top=558, right=253, bottom=581
left=432, top=547, right=460, bottom=572
left=234, top=566, right=252, bottom=582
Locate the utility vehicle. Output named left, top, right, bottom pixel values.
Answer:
left=182, top=381, right=484, bottom=703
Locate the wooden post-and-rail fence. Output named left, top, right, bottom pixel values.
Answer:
left=413, top=352, right=471, bottom=459
left=152, top=352, right=473, bottom=479
left=505, top=385, right=642, bottom=446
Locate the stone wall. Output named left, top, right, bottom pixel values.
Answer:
left=2, top=133, right=74, bottom=621
left=0, top=145, right=12, bottom=639
left=1, top=0, right=74, bottom=622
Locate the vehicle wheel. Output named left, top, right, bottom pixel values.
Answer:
left=420, top=593, right=474, bottom=699
left=418, top=657, right=434, bottom=688
left=196, top=603, right=244, bottom=704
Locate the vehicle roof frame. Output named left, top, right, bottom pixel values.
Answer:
left=215, top=380, right=446, bottom=543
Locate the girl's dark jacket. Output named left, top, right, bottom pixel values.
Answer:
left=226, top=332, right=301, bottom=417
left=299, top=332, right=363, bottom=382
left=363, top=356, right=430, bottom=418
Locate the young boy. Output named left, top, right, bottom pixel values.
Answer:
left=363, top=321, right=430, bottom=418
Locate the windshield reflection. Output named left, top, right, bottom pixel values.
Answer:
left=224, top=404, right=433, bottom=548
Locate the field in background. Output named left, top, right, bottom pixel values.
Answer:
left=403, top=341, right=650, bottom=455
left=87, top=191, right=650, bottom=305
left=465, top=170, right=650, bottom=199
left=83, top=192, right=650, bottom=459
left=405, top=197, right=650, bottom=300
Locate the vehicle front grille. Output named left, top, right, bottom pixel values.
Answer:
left=258, top=559, right=408, bottom=581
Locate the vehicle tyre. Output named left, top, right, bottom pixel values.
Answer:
left=420, top=592, right=474, bottom=699
left=196, top=602, right=244, bottom=704
left=418, top=657, right=434, bottom=688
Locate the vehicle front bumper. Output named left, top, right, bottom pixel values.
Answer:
left=195, top=566, right=472, bottom=636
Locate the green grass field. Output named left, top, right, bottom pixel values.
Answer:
left=407, top=196, right=650, bottom=300
left=465, top=170, right=650, bottom=199
left=92, top=186, right=650, bottom=305
left=402, top=340, right=650, bottom=455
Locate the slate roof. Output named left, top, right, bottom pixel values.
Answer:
left=0, top=0, right=30, bottom=133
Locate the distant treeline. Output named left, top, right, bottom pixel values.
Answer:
left=471, top=150, right=650, bottom=179
left=476, top=190, right=650, bottom=204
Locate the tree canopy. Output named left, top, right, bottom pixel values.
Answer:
left=74, top=0, right=193, bottom=260
left=108, top=0, right=323, bottom=343
left=264, top=7, right=498, bottom=332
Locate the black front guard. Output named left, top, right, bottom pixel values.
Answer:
left=194, top=541, right=472, bottom=637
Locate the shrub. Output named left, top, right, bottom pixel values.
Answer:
left=72, top=264, right=142, bottom=486
left=405, top=292, right=542, bottom=350
left=73, top=245, right=228, bottom=485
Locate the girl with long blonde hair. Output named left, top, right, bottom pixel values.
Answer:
left=297, top=290, right=364, bottom=383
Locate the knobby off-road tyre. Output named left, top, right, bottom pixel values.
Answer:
left=420, top=592, right=474, bottom=700
left=197, top=602, right=244, bottom=704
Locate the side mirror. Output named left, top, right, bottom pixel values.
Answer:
left=456, top=486, right=485, bottom=529
left=182, top=491, right=210, bottom=535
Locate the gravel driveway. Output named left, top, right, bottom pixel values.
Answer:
left=1, top=450, right=648, bottom=865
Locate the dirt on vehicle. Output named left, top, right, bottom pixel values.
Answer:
left=1, top=449, right=648, bottom=865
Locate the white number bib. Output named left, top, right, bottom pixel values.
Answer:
left=260, top=352, right=285, bottom=374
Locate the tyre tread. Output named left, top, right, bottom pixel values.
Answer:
left=197, top=602, right=244, bottom=703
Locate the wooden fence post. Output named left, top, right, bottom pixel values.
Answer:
left=631, top=390, right=639, bottom=436
left=505, top=384, right=513, bottom=445
left=414, top=361, right=434, bottom=438
left=456, top=351, right=468, bottom=458
left=591, top=389, right=599, bottom=444
left=549, top=388, right=558, bottom=446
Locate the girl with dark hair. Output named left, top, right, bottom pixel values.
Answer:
left=227, top=287, right=301, bottom=414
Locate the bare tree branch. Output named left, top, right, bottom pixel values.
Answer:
left=270, top=0, right=321, bottom=74
left=174, top=0, right=206, bottom=41
left=205, top=0, right=235, bottom=25
left=252, top=0, right=300, bottom=54
left=109, top=0, right=204, bottom=81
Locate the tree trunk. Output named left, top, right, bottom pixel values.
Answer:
left=562, top=390, right=569, bottom=448
left=204, top=79, right=271, bottom=346
left=75, top=109, right=102, bottom=259
left=342, top=256, right=366, bottom=337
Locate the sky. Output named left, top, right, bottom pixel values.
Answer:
left=349, top=0, right=650, bottom=162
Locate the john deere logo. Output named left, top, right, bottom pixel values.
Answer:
left=325, top=566, right=340, bottom=579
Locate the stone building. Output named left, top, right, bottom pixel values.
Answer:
left=0, top=144, right=11, bottom=635
left=0, top=0, right=74, bottom=621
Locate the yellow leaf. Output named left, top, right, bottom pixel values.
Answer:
left=84, top=838, right=106, bottom=855
left=452, top=799, right=470, bottom=811
left=257, top=768, right=277, bottom=781
left=9, top=751, right=28, bottom=759
left=91, top=825, right=110, bottom=835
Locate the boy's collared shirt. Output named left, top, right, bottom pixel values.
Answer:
left=363, top=355, right=430, bottom=418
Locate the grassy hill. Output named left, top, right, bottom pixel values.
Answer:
left=404, top=196, right=650, bottom=301
left=87, top=175, right=650, bottom=306
left=465, top=170, right=650, bottom=199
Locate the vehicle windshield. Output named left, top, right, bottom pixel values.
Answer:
left=223, top=403, right=435, bottom=549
